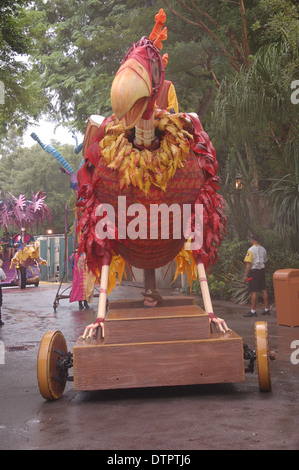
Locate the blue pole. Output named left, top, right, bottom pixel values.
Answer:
left=30, top=133, right=75, bottom=174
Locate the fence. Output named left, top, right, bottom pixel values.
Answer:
left=35, top=233, right=181, bottom=288
left=36, top=234, right=75, bottom=282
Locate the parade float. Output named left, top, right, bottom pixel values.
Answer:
left=0, top=191, right=50, bottom=288
left=36, top=9, right=275, bottom=400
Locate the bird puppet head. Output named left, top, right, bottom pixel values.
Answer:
left=111, top=9, right=168, bottom=129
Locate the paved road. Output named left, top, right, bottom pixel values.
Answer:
left=0, top=282, right=298, bottom=450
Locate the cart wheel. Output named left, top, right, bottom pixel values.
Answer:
left=37, top=330, right=68, bottom=400
left=17, top=267, right=26, bottom=289
left=255, top=321, right=271, bottom=392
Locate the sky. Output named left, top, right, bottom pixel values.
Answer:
left=22, top=118, right=84, bottom=148
left=11, top=54, right=84, bottom=149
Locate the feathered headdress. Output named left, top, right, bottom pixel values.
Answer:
left=149, top=9, right=167, bottom=50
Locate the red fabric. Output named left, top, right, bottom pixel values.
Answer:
left=186, top=113, right=218, bottom=176
left=77, top=148, right=203, bottom=271
left=77, top=111, right=225, bottom=276
left=156, top=80, right=172, bottom=110
left=77, top=117, right=112, bottom=187
left=190, top=176, right=226, bottom=269
left=121, top=37, right=165, bottom=120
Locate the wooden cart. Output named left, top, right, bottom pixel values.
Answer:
left=36, top=296, right=274, bottom=400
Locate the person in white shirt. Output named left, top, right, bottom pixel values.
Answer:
left=243, top=233, right=270, bottom=317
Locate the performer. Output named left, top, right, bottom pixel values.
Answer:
left=155, top=50, right=179, bottom=114
left=156, top=79, right=179, bottom=114
left=69, top=251, right=95, bottom=309
left=12, top=228, right=34, bottom=250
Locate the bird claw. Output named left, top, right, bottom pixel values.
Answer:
left=81, top=317, right=105, bottom=341
left=209, top=313, right=230, bottom=334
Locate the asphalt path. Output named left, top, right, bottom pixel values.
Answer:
left=0, top=282, right=298, bottom=451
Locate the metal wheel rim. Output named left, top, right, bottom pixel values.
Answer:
left=37, top=330, right=67, bottom=400
left=255, top=321, right=271, bottom=392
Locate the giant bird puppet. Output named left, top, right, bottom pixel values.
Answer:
left=76, top=9, right=229, bottom=338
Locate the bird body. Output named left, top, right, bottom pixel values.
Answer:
left=78, top=111, right=205, bottom=271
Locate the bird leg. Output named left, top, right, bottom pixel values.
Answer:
left=197, top=262, right=230, bottom=333
left=81, top=264, right=109, bottom=341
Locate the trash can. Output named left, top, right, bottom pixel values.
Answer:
left=273, top=269, right=299, bottom=327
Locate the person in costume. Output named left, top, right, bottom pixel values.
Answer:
left=69, top=251, right=95, bottom=309
left=156, top=54, right=179, bottom=114
left=12, top=228, right=34, bottom=250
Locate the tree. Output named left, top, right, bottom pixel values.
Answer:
left=162, top=0, right=253, bottom=74
left=0, top=190, right=52, bottom=232
left=0, top=134, right=81, bottom=233
left=28, top=0, right=168, bottom=132
left=213, top=0, right=299, bottom=245
left=0, top=1, right=48, bottom=141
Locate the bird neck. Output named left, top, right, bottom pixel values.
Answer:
left=134, top=114, right=159, bottom=150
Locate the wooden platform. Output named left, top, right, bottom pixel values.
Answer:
left=108, top=295, right=195, bottom=310
left=73, top=297, right=245, bottom=391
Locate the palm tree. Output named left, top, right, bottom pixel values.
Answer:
left=0, top=190, right=51, bottom=232
left=213, top=42, right=299, bottom=244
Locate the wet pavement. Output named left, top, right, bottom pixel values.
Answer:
left=0, top=281, right=298, bottom=450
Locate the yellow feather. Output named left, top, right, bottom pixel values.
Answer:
left=139, top=153, right=147, bottom=169
left=165, top=124, right=179, bottom=137
left=135, top=167, right=144, bottom=192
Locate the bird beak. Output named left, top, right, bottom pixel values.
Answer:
left=111, top=58, right=152, bottom=129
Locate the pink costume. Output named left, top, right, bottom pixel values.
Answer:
left=69, top=252, right=95, bottom=303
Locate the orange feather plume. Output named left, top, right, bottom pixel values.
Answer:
left=162, top=53, right=168, bottom=67
left=149, top=8, right=166, bottom=41
left=153, top=27, right=167, bottom=50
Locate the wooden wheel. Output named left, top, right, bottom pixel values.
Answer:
left=255, top=321, right=272, bottom=392
left=37, top=331, right=68, bottom=400
left=17, top=267, right=26, bottom=289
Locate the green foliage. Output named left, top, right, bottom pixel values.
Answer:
left=0, top=0, right=31, bottom=59
left=28, top=0, right=167, bottom=131
left=182, top=230, right=299, bottom=304
left=252, top=0, right=299, bottom=55
left=0, top=1, right=48, bottom=141
left=265, top=175, right=299, bottom=252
